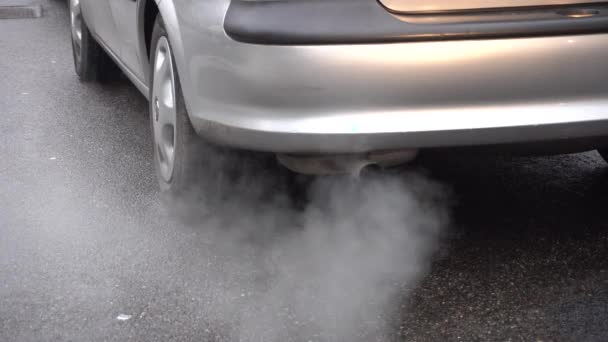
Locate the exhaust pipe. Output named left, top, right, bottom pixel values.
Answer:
left=277, top=150, right=418, bottom=176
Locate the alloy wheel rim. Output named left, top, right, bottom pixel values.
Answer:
left=151, top=37, right=177, bottom=183
left=69, top=0, right=82, bottom=63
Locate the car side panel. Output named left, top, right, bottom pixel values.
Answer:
left=108, top=0, right=145, bottom=81
left=80, top=0, right=121, bottom=57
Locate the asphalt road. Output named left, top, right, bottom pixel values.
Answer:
left=1, top=1, right=608, bottom=341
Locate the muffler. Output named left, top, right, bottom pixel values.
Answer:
left=277, top=150, right=418, bottom=176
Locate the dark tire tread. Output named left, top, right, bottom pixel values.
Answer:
left=72, top=16, right=120, bottom=82
left=598, top=149, right=608, bottom=164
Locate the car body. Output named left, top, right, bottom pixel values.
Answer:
left=70, top=0, right=608, bottom=182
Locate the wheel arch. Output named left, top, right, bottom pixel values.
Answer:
left=137, top=0, right=186, bottom=91
left=137, top=0, right=158, bottom=86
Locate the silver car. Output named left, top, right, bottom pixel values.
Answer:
left=69, top=0, right=608, bottom=193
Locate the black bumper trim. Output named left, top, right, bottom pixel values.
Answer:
left=224, top=0, right=608, bottom=45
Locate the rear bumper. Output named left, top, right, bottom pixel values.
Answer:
left=191, top=99, right=608, bottom=153
left=183, top=29, right=608, bottom=153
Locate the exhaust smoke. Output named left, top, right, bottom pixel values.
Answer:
left=165, top=150, right=450, bottom=342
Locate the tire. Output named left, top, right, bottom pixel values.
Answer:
left=148, top=16, right=305, bottom=204
left=598, top=149, right=608, bottom=164
left=69, top=0, right=120, bottom=82
left=149, top=16, right=212, bottom=195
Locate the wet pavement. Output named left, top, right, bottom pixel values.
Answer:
left=1, top=1, right=607, bottom=341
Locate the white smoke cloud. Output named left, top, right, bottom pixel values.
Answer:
left=165, top=153, right=450, bottom=342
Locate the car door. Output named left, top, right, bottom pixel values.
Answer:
left=108, top=0, right=145, bottom=81
left=80, top=0, right=121, bottom=58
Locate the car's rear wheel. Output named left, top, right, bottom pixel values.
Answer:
left=149, top=16, right=207, bottom=195
left=69, top=0, right=119, bottom=82
left=149, top=16, right=304, bottom=203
